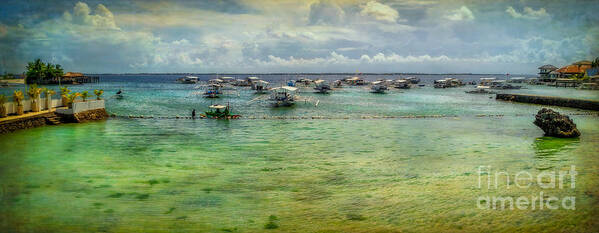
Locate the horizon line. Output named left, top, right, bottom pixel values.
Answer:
left=83, top=72, right=533, bottom=76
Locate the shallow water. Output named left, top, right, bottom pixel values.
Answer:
left=1, top=75, right=598, bottom=232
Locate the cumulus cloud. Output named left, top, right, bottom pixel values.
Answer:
left=68, top=2, right=118, bottom=29
left=360, top=1, right=399, bottom=23
left=256, top=51, right=463, bottom=67
left=1, top=0, right=597, bottom=74
left=308, top=0, right=345, bottom=25
left=445, top=6, right=474, bottom=21
left=506, top=6, right=549, bottom=19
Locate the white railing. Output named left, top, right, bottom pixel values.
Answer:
left=56, top=100, right=105, bottom=115
left=1, top=98, right=105, bottom=115
left=2, top=97, right=64, bottom=115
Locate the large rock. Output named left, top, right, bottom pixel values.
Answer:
left=534, top=108, right=580, bottom=138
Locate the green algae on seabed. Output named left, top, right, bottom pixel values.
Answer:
left=0, top=104, right=598, bottom=231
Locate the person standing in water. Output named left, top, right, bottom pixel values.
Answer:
left=192, top=109, right=196, bottom=119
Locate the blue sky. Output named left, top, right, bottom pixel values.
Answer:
left=0, top=0, right=597, bottom=74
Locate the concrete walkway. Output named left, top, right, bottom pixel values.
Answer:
left=0, top=108, right=61, bottom=123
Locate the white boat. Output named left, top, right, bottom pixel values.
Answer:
left=370, top=81, right=388, bottom=93
left=252, top=80, right=270, bottom=93
left=479, top=77, right=496, bottom=86
left=465, top=85, right=496, bottom=94
left=177, top=76, right=199, bottom=84
left=296, top=78, right=313, bottom=86
left=233, top=79, right=250, bottom=86
left=434, top=78, right=463, bottom=88
left=333, top=80, right=343, bottom=88
left=313, top=80, right=331, bottom=94
left=208, top=78, right=224, bottom=85
left=405, top=77, right=420, bottom=84
left=203, top=84, right=222, bottom=98
left=394, top=79, right=410, bottom=89
left=247, top=77, right=260, bottom=86
left=220, top=77, right=234, bottom=83
left=344, top=76, right=366, bottom=86
left=269, top=86, right=298, bottom=107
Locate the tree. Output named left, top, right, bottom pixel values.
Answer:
left=25, top=59, right=46, bottom=84
left=25, top=59, right=64, bottom=84
left=593, top=57, right=599, bottom=68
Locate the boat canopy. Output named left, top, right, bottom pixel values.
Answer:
left=255, top=80, right=269, bottom=84
left=220, top=77, right=234, bottom=80
left=314, top=80, right=326, bottom=84
left=209, top=105, right=226, bottom=109
left=247, top=77, right=260, bottom=80
left=272, top=86, right=298, bottom=92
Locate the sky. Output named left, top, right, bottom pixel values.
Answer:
left=0, top=0, right=597, bottom=74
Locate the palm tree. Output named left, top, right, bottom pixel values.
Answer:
left=0, top=94, right=7, bottom=117
left=25, top=59, right=46, bottom=84
left=13, top=90, right=24, bottom=115
left=94, top=89, right=104, bottom=100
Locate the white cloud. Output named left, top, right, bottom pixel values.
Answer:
left=308, top=0, right=345, bottom=25
left=445, top=6, right=474, bottom=21
left=360, top=1, right=399, bottom=23
left=506, top=6, right=549, bottom=19
left=255, top=51, right=464, bottom=67
left=70, top=2, right=118, bottom=29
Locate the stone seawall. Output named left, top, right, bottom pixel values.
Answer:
left=56, top=108, right=109, bottom=123
left=496, top=94, right=599, bottom=111
left=1, top=108, right=109, bottom=134
left=0, top=113, right=54, bottom=134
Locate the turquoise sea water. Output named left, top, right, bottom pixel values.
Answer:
left=1, top=75, right=598, bottom=232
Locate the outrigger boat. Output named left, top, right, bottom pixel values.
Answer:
left=177, top=76, right=199, bottom=84
left=296, top=78, right=313, bottom=86
left=203, top=84, right=222, bottom=98
left=333, top=80, right=342, bottom=88
left=344, top=76, right=366, bottom=86
left=370, top=81, right=388, bottom=93
left=252, top=80, right=270, bottom=94
left=434, top=78, right=464, bottom=88
left=269, top=86, right=298, bottom=107
left=404, top=77, right=420, bottom=84
left=394, top=79, right=411, bottom=89
left=208, top=78, right=224, bottom=86
left=219, top=77, right=234, bottom=83
left=313, top=80, right=332, bottom=94
left=201, top=104, right=241, bottom=119
left=249, top=86, right=318, bottom=107
left=465, top=85, right=497, bottom=94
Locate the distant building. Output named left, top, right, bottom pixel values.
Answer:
left=39, top=72, right=99, bottom=85
left=556, top=61, right=592, bottom=78
left=538, top=64, right=558, bottom=81
left=63, top=72, right=85, bottom=78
